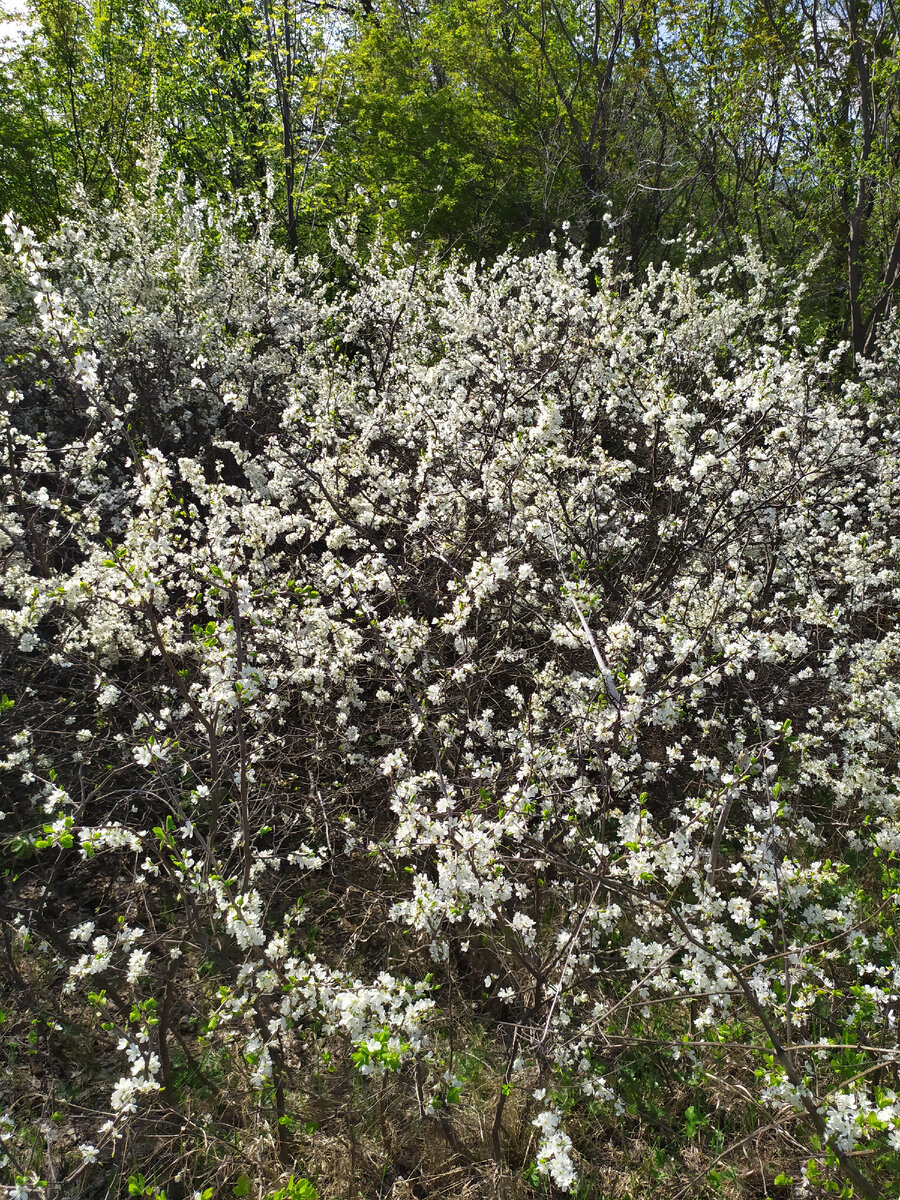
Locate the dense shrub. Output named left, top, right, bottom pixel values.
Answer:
left=2, top=190, right=900, bottom=1198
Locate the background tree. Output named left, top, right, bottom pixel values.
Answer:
left=0, top=0, right=159, bottom=224
left=5, top=0, right=900, bottom=348
left=4, top=0, right=900, bottom=378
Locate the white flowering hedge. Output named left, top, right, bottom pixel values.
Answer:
left=2, top=189, right=900, bottom=1199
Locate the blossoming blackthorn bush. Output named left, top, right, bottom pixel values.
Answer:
left=2, top=187, right=900, bottom=1199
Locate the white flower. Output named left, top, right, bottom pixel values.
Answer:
left=132, top=744, right=153, bottom=768
left=126, top=948, right=150, bottom=984
left=97, top=684, right=120, bottom=707
left=510, top=910, right=536, bottom=945
left=533, top=1108, right=578, bottom=1191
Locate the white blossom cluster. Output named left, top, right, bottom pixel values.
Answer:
left=532, top=1104, right=578, bottom=1190
left=3, top=190, right=900, bottom=1194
